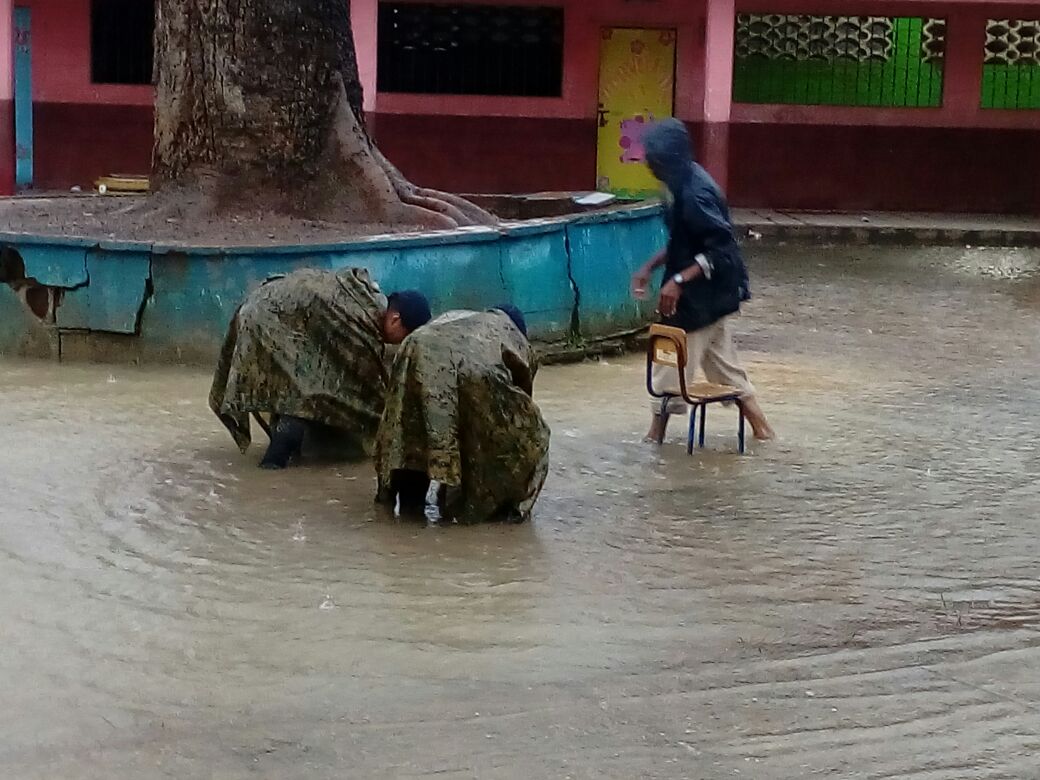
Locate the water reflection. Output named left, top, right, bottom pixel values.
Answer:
left=2, top=244, right=1040, bottom=777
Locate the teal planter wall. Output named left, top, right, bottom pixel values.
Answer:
left=0, top=205, right=664, bottom=363
left=567, top=207, right=668, bottom=337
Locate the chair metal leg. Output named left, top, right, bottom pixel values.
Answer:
left=738, top=407, right=746, bottom=454
left=698, top=404, right=707, bottom=448
left=658, top=396, right=672, bottom=445
left=687, top=405, right=697, bottom=455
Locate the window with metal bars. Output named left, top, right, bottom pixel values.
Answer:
left=982, top=19, right=1040, bottom=109
left=91, top=0, right=154, bottom=85
left=377, top=3, right=564, bottom=97
left=733, top=14, right=945, bottom=108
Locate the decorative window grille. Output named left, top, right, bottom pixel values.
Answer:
left=982, top=19, right=1040, bottom=109
left=91, top=0, right=154, bottom=85
left=733, top=14, right=945, bottom=107
left=377, top=3, right=564, bottom=97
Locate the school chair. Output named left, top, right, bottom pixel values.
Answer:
left=646, top=323, right=746, bottom=454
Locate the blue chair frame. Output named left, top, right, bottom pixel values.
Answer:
left=645, top=324, right=746, bottom=454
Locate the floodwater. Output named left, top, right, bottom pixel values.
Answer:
left=2, top=244, right=1040, bottom=779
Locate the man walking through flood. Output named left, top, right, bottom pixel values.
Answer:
left=631, top=118, right=774, bottom=444
left=375, top=306, right=550, bottom=524
left=209, top=267, right=432, bottom=469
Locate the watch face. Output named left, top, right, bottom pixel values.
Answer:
left=673, top=274, right=684, bottom=285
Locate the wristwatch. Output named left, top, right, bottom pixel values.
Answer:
left=672, top=273, right=684, bottom=286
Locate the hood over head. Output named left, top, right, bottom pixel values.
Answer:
left=643, top=118, right=695, bottom=190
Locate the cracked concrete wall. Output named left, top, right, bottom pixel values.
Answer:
left=0, top=284, right=58, bottom=357
left=0, top=206, right=666, bottom=364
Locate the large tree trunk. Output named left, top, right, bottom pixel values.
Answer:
left=150, top=0, right=494, bottom=229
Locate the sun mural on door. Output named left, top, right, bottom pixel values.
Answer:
left=597, top=28, right=677, bottom=199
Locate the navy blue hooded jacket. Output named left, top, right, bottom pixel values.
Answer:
left=643, top=119, right=751, bottom=332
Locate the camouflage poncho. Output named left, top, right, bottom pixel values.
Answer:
left=209, top=267, right=389, bottom=455
left=375, top=310, right=551, bottom=525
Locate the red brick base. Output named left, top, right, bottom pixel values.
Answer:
left=33, top=102, right=153, bottom=190
left=0, top=99, right=14, bottom=195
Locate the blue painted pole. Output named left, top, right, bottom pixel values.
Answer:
left=13, top=6, right=31, bottom=189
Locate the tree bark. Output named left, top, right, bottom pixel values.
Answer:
left=151, top=0, right=495, bottom=229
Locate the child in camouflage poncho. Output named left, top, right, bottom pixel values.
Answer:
left=209, top=267, right=431, bottom=468
left=375, top=307, right=551, bottom=524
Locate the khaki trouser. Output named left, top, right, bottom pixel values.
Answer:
left=649, top=315, right=755, bottom=415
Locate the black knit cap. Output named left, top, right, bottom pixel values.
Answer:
left=493, top=304, right=528, bottom=337
left=388, top=290, right=433, bottom=332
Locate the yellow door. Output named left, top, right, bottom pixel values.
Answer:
left=596, top=28, right=677, bottom=199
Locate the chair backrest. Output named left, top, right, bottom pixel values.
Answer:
left=646, top=323, right=690, bottom=400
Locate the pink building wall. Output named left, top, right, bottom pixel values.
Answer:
left=0, top=0, right=14, bottom=194
left=7, top=0, right=1040, bottom=212
left=374, top=0, right=704, bottom=121
left=19, top=0, right=407, bottom=189
left=353, top=0, right=379, bottom=112
left=17, top=0, right=153, bottom=189
left=371, top=0, right=710, bottom=194
left=370, top=0, right=1040, bottom=212
left=701, top=0, right=736, bottom=189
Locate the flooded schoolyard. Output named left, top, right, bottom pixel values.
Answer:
left=2, top=243, right=1039, bottom=778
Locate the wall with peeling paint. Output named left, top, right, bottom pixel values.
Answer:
left=0, top=205, right=666, bottom=364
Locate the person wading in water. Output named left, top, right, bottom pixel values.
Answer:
left=209, top=268, right=432, bottom=469
left=375, top=305, right=550, bottom=524
left=631, top=119, right=775, bottom=444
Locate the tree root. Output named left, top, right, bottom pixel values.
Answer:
left=370, top=145, right=498, bottom=229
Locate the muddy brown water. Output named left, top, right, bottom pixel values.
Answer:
left=2, top=244, right=1040, bottom=779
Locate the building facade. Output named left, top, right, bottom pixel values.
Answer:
left=1, top=0, right=1038, bottom=213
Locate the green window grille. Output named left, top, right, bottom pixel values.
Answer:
left=982, top=19, right=1040, bottom=109
left=733, top=14, right=946, bottom=107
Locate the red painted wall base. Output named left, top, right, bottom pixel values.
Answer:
left=372, top=113, right=597, bottom=194
left=729, top=123, right=1040, bottom=215
left=33, top=102, right=153, bottom=190
left=32, top=108, right=599, bottom=196
left=0, top=100, right=14, bottom=195
left=24, top=105, right=1040, bottom=216
left=698, top=121, right=729, bottom=193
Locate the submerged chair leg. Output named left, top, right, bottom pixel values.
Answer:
left=738, top=407, right=746, bottom=454
left=687, top=405, right=697, bottom=455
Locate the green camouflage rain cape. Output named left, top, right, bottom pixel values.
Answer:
left=209, top=267, right=390, bottom=455
left=375, top=310, right=552, bottom=525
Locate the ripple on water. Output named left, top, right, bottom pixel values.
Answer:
left=4, top=244, right=1040, bottom=776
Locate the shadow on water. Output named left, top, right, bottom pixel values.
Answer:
left=2, top=243, right=1040, bottom=778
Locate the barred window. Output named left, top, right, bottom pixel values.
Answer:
left=982, top=19, right=1040, bottom=109
left=91, top=0, right=154, bottom=85
left=733, top=14, right=945, bottom=108
left=377, top=3, right=564, bottom=97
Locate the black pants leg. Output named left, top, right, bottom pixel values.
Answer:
left=260, top=415, right=307, bottom=469
left=392, top=470, right=431, bottom=514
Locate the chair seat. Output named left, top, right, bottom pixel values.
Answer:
left=647, top=327, right=747, bottom=454
left=658, top=381, right=742, bottom=403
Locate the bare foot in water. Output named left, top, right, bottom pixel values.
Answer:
left=752, top=423, right=776, bottom=441
left=644, top=414, right=668, bottom=444
left=739, top=397, right=776, bottom=441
